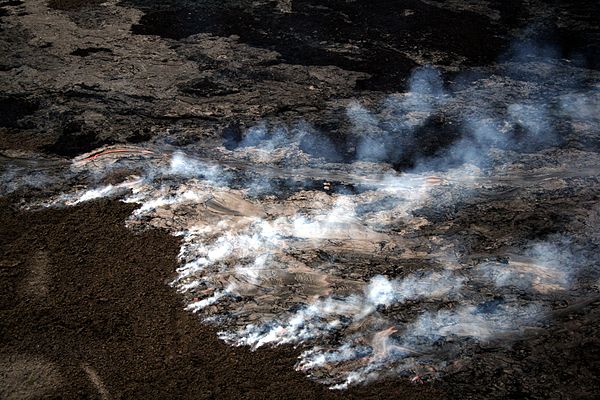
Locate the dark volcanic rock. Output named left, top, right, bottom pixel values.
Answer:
left=0, top=0, right=597, bottom=159
left=47, top=0, right=103, bottom=11
left=1, top=1, right=600, bottom=398
left=0, top=96, right=39, bottom=128
left=128, top=0, right=506, bottom=90
left=70, top=46, right=113, bottom=56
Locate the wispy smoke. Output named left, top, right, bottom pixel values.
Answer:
left=6, top=25, right=600, bottom=391
left=227, top=121, right=342, bottom=164
left=348, top=66, right=448, bottom=164
left=317, top=302, right=543, bottom=389
left=223, top=270, right=463, bottom=347
left=560, top=88, right=600, bottom=122
left=479, top=236, right=579, bottom=293
left=0, top=165, right=63, bottom=195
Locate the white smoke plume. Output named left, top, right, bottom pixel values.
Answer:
left=7, top=32, right=600, bottom=389
left=479, top=236, right=578, bottom=293
left=169, top=151, right=232, bottom=185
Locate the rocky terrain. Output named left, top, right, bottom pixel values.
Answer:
left=1, top=1, right=600, bottom=399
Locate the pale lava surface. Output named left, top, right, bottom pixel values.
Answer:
left=22, top=139, right=600, bottom=389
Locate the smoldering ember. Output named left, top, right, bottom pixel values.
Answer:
left=1, top=1, right=600, bottom=400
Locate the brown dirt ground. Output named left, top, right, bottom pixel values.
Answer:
left=0, top=198, right=445, bottom=399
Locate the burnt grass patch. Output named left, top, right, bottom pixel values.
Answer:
left=0, top=1, right=23, bottom=6
left=553, top=1, right=600, bottom=68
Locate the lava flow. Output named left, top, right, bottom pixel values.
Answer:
left=7, top=132, right=598, bottom=389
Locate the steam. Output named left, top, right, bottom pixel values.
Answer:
left=4, top=27, right=600, bottom=390
left=227, top=121, right=342, bottom=164
left=479, top=236, right=579, bottom=293
left=0, top=162, right=67, bottom=195
left=220, top=271, right=463, bottom=348
left=169, top=151, right=230, bottom=184
left=71, top=185, right=117, bottom=204
left=348, top=66, right=448, bottom=164
left=316, top=303, right=543, bottom=390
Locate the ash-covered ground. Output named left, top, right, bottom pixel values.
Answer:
left=1, top=1, right=600, bottom=399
